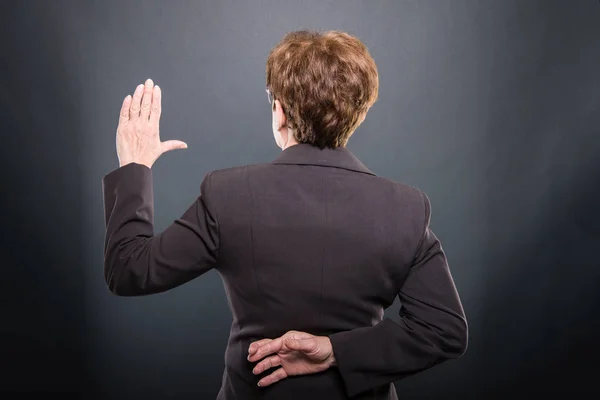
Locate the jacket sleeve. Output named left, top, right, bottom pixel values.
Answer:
left=328, top=191, right=468, bottom=397
left=102, top=163, right=219, bottom=296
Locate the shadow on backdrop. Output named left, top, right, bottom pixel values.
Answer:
left=0, top=0, right=85, bottom=393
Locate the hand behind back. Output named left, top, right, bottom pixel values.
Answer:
left=247, top=330, right=337, bottom=387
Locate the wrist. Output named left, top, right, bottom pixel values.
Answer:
left=325, top=337, right=336, bottom=367
left=119, top=160, right=152, bottom=169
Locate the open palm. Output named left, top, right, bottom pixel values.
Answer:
left=116, top=79, right=187, bottom=168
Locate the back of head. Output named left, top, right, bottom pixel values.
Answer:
left=266, top=30, right=379, bottom=149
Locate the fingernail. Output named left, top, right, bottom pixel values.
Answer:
left=146, top=78, right=153, bottom=85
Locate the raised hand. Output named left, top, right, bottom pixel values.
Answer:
left=116, top=78, right=187, bottom=168
left=247, top=330, right=337, bottom=388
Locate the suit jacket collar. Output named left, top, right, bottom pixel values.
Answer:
left=272, top=143, right=376, bottom=176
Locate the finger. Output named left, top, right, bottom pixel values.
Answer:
left=257, top=367, right=288, bottom=387
left=249, top=339, right=272, bottom=355
left=249, top=331, right=313, bottom=362
left=129, top=84, right=144, bottom=120
left=161, top=140, right=188, bottom=153
left=119, top=95, right=132, bottom=124
left=150, top=85, right=161, bottom=125
left=284, top=337, right=318, bottom=354
left=287, top=331, right=314, bottom=340
left=253, top=354, right=281, bottom=375
left=249, top=337, right=284, bottom=362
left=140, top=78, right=154, bottom=120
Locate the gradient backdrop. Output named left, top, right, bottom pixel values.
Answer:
left=1, top=0, right=599, bottom=398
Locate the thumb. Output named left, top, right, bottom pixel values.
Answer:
left=285, top=338, right=317, bottom=353
left=162, top=140, right=188, bottom=152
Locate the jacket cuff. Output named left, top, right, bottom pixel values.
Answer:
left=103, top=163, right=151, bottom=186
left=102, top=163, right=153, bottom=226
left=328, top=330, right=372, bottom=398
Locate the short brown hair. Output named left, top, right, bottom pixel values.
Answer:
left=266, top=30, right=379, bottom=149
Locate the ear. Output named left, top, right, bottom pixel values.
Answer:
left=274, top=99, right=287, bottom=130
left=358, top=110, right=368, bottom=124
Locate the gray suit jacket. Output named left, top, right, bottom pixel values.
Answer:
left=102, top=143, right=468, bottom=399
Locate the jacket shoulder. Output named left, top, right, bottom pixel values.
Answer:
left=372, top=175, right=427, bottom=203
left=201, top=163, right=273, bottom=192
left=206, top=163, right=271, bottom=181
left=207, top=165, right=427, bottom=199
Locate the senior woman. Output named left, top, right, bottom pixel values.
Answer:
left=102, top=30, right=468, bottom=400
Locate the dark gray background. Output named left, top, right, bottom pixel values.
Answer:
left=1, top=0, right=599, bottom=398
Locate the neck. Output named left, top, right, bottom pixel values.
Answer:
left=279, top=129, right=298, bottom=150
